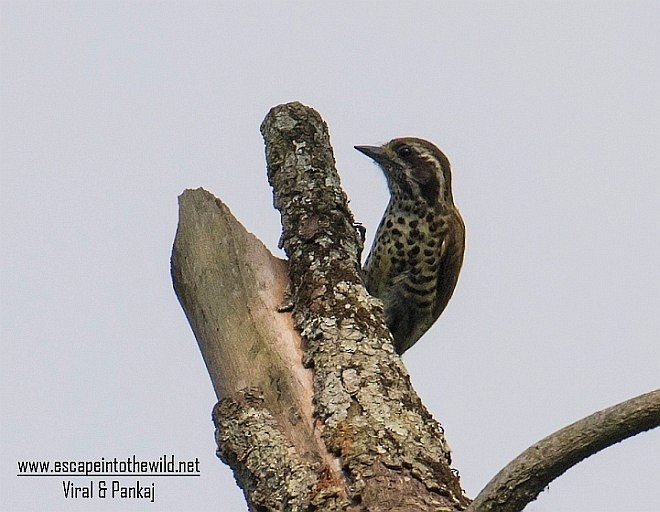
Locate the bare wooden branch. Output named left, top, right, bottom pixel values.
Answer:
left=171, top=189, right=291, bottom=400
left=171, top=189, right=346, bottom=509
left=467, top=389, right=660, bottom=512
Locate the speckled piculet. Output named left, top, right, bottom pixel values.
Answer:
left=355, top=138, right=465, bottom=355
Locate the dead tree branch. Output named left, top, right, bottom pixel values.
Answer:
left=171, top=101, right=659, bottom=511
left=468, top=389, right=660, bottom=512
left=171, top=189, right=342, bottom=509
left=171, top=101, right=468, bottom=511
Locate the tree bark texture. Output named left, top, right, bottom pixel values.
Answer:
left=171, top=101, right=659, bottom=512
left=259, top=102, right=468, bottom=510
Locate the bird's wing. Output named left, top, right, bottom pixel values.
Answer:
left=432, top=211, right=465, bottom=318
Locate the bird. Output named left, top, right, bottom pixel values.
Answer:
left=355, top=138, right=465, bottom=355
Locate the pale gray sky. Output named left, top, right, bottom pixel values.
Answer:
left=1, top=2, right=658, bottom=511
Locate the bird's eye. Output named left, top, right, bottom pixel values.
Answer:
left=397, top=146, right=412, bottom=158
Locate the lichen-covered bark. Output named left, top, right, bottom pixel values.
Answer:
left=261, top=102, right=469, bottom=510
left=214, top=389, right=340, bottom=512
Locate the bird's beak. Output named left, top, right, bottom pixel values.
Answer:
left=354, top=145, right=388, bottom=165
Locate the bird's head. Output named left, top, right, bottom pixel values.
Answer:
left=355, top=137, right=453, bottom=206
